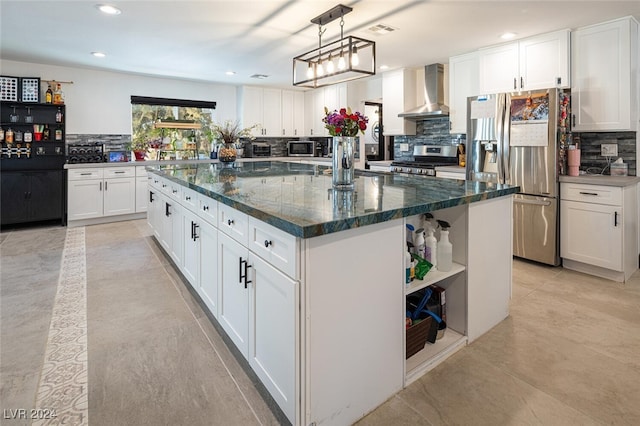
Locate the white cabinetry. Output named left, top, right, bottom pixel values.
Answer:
left=238, top=86, right=283, bottom=137
left=560, top=182, right=638, bottom=282
left=382, top=68, right=417, bottom=136
left=304, top=83, right=349, bottom=137
left=282, top=90, right=305, bottom=137
left=135, top=166, right=148, bottom=213
left=479, top=29, right=570, bottom=93
left=571, top=17, right=638, bottom=131
left=448, top=51, right=479, bottom=134
left=68, top=166, right=136, bottom=221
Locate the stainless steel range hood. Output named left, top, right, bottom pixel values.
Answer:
left=398, top=63, right=449, bottom=119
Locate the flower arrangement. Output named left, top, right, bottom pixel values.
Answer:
left=211, top=120, right=258, bottom=145
left=323, top=107, right=368, bottom=137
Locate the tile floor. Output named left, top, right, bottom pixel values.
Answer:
left=1, top=219, right=639, bottom=425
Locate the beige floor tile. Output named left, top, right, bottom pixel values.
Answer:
left=355, top=395, right=432, bottom=426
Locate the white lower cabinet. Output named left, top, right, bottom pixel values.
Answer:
left=182, top=208, right=201, bottom=287
left=135, top=176, right=148, bottom=212
left=218, top=231, right=250, bottom=358
left=68, top=179, right=103, bottom=220
left=248, top=253, right=297, bottom=422
left=198, top=220, right=218, bottom=316
left=103, top=176, right=136, bottom=216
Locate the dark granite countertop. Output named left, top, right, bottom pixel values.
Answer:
left=148, top=160, right=519, bottom=238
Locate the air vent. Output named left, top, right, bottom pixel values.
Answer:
left=367, top=24, right=397, bottom=35
left=250, top=74, right=269, bottom=79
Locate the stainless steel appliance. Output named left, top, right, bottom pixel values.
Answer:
left=398, top=63, right=449, bottom=119
left=244, top=141, right=271, bottom=158
left=287, top=140, right=314, bottom=157
left=389, top=145, right=458, bottom=175
left=466, top=89, right=564, bottom=266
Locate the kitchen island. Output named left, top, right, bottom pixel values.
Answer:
left=146, top=160, right=519, bottom=426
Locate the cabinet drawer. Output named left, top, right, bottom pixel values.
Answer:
left=218, top=203, right=249, bottom=245
left=560, top=183, right=622, bottom=205
left=136, top=166, right=148, bottom=177
left=197, top=194, right=218, bottom=226
left=182, top=187, right=199, bottom=210
left=249, top=217, right=298, bottom=278
left=104, top=166, right=136, bottom=178
left=68, top=168, right=104, bottom=180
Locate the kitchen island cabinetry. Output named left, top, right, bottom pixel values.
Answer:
left=560, top=178, right=638, bottom=282
left=571, top=16, right=638, bottom=131
left=146, top=162, right=518, bottom=426
left=479, top=29, right=570, bottom=94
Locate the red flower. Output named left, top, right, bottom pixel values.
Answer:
left=359, top=121, right=366, bottom=130
left=335, top=127, right=342, bottom=134
left=339, top=108, right=347, bottom=115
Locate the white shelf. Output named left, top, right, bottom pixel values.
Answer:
left=405, top=262, right=466, bottom=295
left=405, top=328, right=467, bottom=385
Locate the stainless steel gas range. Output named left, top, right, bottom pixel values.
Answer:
left=389, top=145, right=458, bottom=175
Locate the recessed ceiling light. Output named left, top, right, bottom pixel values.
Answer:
left=250, top=74, right=269, bottom=79
left=379, top=65, right=389, bottom=70
left=91, top=51, right=106, bottom=58
left=225, top=71, right=236, bottom=76
left=96, top=4, right=121, bottom=15
left=500, top=32, right=517, bottom=40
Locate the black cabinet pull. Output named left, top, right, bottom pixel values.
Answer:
left=239, top=257, right=252, bottom=288
left=115, top=171, right=125, bottom=174
left=227, top=219, right=234, bottom=226
left=614, top=211, right=618, bottom=227
left=513, top=78, right=517, bottom=90
left=238, top=257, right=244, bottom=284
left=203, top=205, right=209, bottom=211
left=190, top=221, right=195, bottom=240
left=520, top=76, right=524, bottom=89
left=172, top=189, right=177, bottom=194
left=105, top=181, right=108, bottom=191
left=579, top=191, right=598, bottom=196
left=149, top=191, right=154, bottom=202
left=99, top=181, right=102, bottom=191
left=193, top=223, right=200, bottom=240
left=572, top=114, right=576, bottom=128
left=165, top=202, right=171, bottom=217
left=264, top=240, right=272, bottom=247
left=186, top=196, right=191, bottom=201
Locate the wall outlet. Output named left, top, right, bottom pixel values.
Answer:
left=601, top=143, right=618, bottom=157
left=400, top=143, right=410, bottom=152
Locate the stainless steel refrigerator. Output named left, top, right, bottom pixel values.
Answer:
left=466, top=89, right=564, bottom=266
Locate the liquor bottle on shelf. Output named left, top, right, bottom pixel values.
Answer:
left=56, top=107, right=63, bottom=123
left=54, top=125, right=63, bottom=141
left=43, top=124, right=50, bottom=141
left=45, top=84, right=53, bottom=104
left=53, top=84, right=64, bottom=104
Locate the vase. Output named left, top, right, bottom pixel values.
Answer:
left=219, top=144, right=237, bottom=163
left=332, top=136, right=356, bottom=190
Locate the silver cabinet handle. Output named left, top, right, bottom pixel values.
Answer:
left=105, top=181, right=108, bottom=190
left=99, top=181, right=102, bottom=191
left=579, top=191, right=598, bottom=196
left=513, top=198, right=551, bottom=207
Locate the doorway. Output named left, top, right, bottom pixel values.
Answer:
left=364, top=102, right=384, bottom=161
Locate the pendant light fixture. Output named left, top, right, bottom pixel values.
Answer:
left=293, top=4, right=376, bottom=88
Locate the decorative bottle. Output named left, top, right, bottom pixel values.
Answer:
left=45, top=84, right=53, bottom=104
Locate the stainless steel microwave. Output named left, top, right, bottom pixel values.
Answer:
left=287, top=140, right=314, bottom=157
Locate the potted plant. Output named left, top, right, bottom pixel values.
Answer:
left=210, top=120, right=258, bottom=163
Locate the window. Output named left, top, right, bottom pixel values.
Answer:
left=131, top=96, right=217, bottom=159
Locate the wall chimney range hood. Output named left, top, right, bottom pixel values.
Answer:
left=398, top=63, right=449, bottom=119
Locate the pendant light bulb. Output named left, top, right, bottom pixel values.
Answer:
left=317, top=59, right=325, bottom=77
left=306, top=63, right=314, bottom=78
left=326, top=54, right=335, bottom=74
left=351, top=45, right=359, bottom=67
left=337, top=51, right=346, bottom=70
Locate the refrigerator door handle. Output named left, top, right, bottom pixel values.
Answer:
left=514, top=198, right=552, bottom=207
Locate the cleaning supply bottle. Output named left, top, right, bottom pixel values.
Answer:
left=424, top=222, right=437, bottom=267
left=414, top=228, right=426, bottom=259
left=436, top=220, right=452, bottom=272
left=405, top=248, right=412, bottom=285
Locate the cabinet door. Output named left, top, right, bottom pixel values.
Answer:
left=159, top=196, right=173, bottom=253
left=218, top=232, right=250, bottom=358
left=29, top=171, right=63, bottom=222
left=248, top=254, right=298, bottom=424
left=519, top=29, right=570, bottom=90
left=263, top=88, right=282, bottom=137
left=293, top=91, right=305, bottom=137
left=304, top=91, right=316, bottom=136
left=182, top=209, right=200, bottom=288
left=242, top=86, right=264, bottom=137
left=169, top=201, right=184, bottom=267
left=68, top=179, right=103, bottom=220
left=199, top=220, right=219, bottom=317
left=103, top=177, right=135, bottom=216
left=382, top=69, right=416, bottom=136
left=560, top=200, right=622, bottom=271
left=478, top=42, right=519, bottom=94
left=135, top=176, right=148, bottom=213
left=0, top=172, right=29, bottom=225
left=571, top=18, right=633, bottom=131
left=147, top=186, right=160, bottom=238
left=449, top=52, right=479, bottom=134
left=281, top=90, right=295, bottom=137
left=314, top=88, right=328, bottom=136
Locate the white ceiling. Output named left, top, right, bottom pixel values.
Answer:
left=2, top=0, right=640, bottom=89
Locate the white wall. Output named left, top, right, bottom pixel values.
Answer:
left=0, top=60, right=238, bottom=134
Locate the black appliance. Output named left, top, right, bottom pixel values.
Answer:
left=244, top=141, right=272, bottom=158
left=390, top=145, right=458, bottom=176
left=66, top=142, right=104, bottom=164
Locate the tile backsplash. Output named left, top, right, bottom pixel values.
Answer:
left=394, top=118, right=464, bottom=161
left=574, top=131, right=636, bottom=176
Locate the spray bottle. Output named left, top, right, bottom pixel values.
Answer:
left=436, top=220, right=453, bottom=272
left=424, top=222, right=437, bottom=267
left=414, top=228, right=426, bottom=259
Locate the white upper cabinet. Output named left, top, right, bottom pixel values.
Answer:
left=382, top=68, right=417, bottom=136
left=449, top=51, right=479, bottom=134
left=479, top=29, right=570, bottom=94
left=280, top=90, right=305, bottom=137
left=303, top=83, right=349, bottom=137
left=571, top=16, right=638, bottom=131
left=238, top=86, right=282, bottom=137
